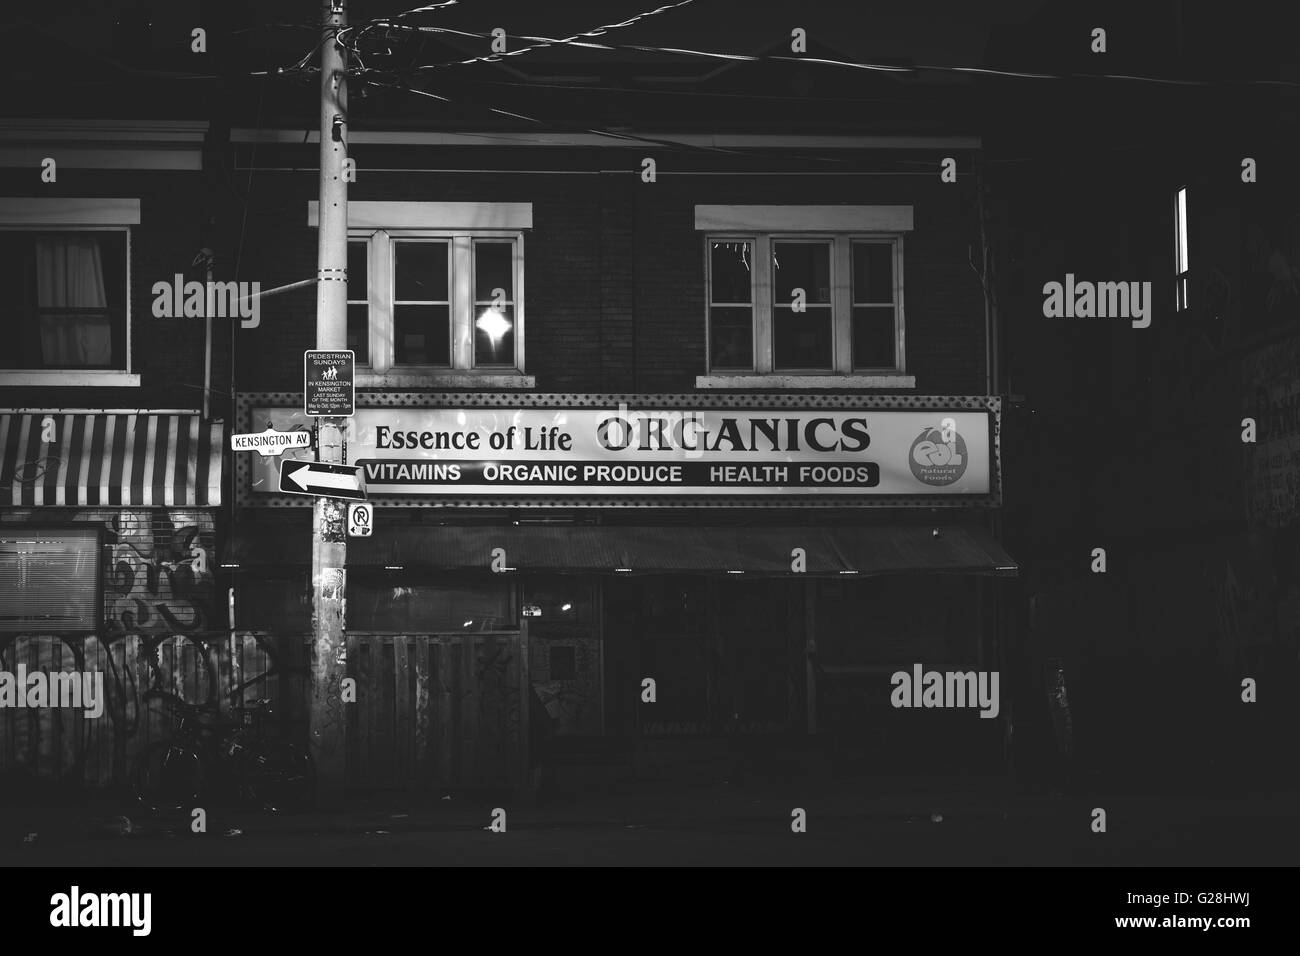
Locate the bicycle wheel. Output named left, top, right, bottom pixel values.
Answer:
left=132, top=740, right=204, bottom=812
left=238, top=738, right=316, bottom=812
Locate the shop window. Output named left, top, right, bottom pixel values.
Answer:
left=347, top=571, right=516, bottom=632
left=0, top=526, right=103, bottom=634
left=0, top=230, right=129, bottom=374
left=523, top=576, right=596, bottom=632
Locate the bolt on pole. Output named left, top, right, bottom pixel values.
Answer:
left=309, top=0, right=349, bottom=786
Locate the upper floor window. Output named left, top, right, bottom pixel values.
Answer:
left=350, top=231, right=523, bottom=371
left=706, top=234, right=904, bottom=374
left=0, top=230, right=128, bottom=370
left=312, top=201, right=532, bottom=385
left=0, top=198, right=139, bottom=385
left=696, top=205, right=912, bottom=386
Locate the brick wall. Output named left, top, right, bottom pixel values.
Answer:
left=0, top=143, right=989, bottom=411
left=229, top=146, right=988, bottom=395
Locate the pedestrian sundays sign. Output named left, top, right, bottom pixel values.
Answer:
left=305, top=350, right=354, bottom=417
left=245, top=401, right=996, bottom=505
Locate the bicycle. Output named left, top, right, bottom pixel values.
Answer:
left=131, top=690, right=316, bottom=814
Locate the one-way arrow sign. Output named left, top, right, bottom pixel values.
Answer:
left=279, top=459, right=366, bottom=500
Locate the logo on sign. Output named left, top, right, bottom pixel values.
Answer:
left=909, top=419, right=968, bottom=486
left=348, top=502, right=373, bottom=537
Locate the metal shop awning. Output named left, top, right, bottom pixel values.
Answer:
left=224, top=523, right=1018, bottom=577
left=0, top=413, right=224, bottom=507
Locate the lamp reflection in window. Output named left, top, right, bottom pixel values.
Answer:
left=475, top=307, right=512, bottom=358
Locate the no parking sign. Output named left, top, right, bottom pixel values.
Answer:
left=347, top=502, right=373, bottom=537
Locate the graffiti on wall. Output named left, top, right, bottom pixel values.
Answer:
left=0, top=509, right=307, bottom=787
left=105, top=510, right=211, bottom=635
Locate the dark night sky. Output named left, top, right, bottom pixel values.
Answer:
left=32, top=0, right=1049, bottom=63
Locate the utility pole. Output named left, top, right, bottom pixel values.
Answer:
left=309, top=0, right=349, bottom=786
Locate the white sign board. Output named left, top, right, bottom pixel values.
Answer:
left=230, top=428, right=312, bottom=456
left=348, top=502, right=373, bottom=537
left=251, top=405, right=992, bottom=499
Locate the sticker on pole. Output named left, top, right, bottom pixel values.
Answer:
left=279, top=459, right=366, bottom=500
left=347, top=502, right=373, bottom=537
left=305, top=349, right=355, bottom=417
left=230, top=428, right=312, bottom=456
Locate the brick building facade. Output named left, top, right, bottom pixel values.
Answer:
left=1, top=32, right=1019, bottom=794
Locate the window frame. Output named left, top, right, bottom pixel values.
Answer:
left=350, top=227, right=527, bottom=379
left=704, top=231, right=906, bottom=377
left=0, top=224, right=135, bottom=385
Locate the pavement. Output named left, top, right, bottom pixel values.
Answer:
left=5, top=774, right=1300, bottom=865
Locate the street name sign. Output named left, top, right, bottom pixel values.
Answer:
left=230, top=428, right=312, bottom=456
left=279, top=459, right=366, bottom=500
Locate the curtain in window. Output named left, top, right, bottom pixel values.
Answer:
left=36, top=237, right=112, bottom=367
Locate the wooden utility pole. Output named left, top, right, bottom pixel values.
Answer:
left=309, top=0, right=349, bottom=785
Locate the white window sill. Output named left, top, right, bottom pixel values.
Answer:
left=0, top=371, right=141, bottom=387
left=357, top=370, right=535, bottom=389
left=695, top=374, right=916, bottom=389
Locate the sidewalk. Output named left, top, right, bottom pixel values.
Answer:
left=7, top=774, right=1300, bottom=850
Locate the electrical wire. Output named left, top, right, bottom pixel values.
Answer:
left=464, top=77, right=924, bottom=106
left=361, top=21, right=1300, bottom=90
left=359, top=0, right=696, bottom=70
left=358, top=72, right=876, bottom=166
left=361, top=76, right=751, bottom=156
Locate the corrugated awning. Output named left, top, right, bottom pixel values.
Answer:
left=0, top=413, right=223, bottom=507
left=224, top=523, right=1018, bottom=576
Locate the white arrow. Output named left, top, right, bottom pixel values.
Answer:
left=289, top=466, right=359, bottom=492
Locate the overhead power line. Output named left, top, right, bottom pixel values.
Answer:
left=345, top=18, right=1300, bottom=90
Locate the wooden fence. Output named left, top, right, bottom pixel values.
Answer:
left=0, top=630, right=524, bottom=792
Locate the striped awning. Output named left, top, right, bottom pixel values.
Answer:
left=0, top=413, right=223, bottom=507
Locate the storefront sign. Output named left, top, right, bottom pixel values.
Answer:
left=251, top=404, right=991, bottom=499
